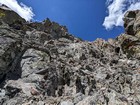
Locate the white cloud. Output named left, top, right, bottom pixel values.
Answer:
left=103, top=0, right=140, bottom=30
left=0, top=0, right=34, bottom=21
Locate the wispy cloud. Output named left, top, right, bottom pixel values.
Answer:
left=0, top=0, right=34, bottom=21
left=103, top=0, right=140, bottom=30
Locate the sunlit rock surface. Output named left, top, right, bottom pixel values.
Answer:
left=0, top=5, right=140, bottom=105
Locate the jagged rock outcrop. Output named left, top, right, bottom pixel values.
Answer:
left=0, top=5, right=140, bottom=105
left=119, top=10, right=140, bottom=59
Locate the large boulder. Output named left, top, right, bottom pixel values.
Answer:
left=0, top=5, right=25, bottom=24
left=119, top=10, right=140, bottom=59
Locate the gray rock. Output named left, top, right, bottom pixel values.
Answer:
left=0, top=89, right=5, bottom=97
left=60, top=101, right=74, bottom=105
left=76, top=96, right=95, bottom=105
left=37, top=101, right=45, bottom=105
left=0, top=7, right=140, bottom=105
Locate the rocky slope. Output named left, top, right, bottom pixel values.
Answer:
left=0, top=5, right=140, bottom=105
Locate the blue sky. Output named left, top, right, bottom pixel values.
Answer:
left=2, top=0, right=140, bottom=41
left=17, top=0, right=124, bottom=41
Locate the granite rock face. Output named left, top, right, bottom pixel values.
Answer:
left=0, top=6, right=140, bottom=105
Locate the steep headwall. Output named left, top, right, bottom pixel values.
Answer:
left=0, top=5, right=140, bottom=105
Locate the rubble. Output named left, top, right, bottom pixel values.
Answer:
left=0, top=5, right=140, bottom=105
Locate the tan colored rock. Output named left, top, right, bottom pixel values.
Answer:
left=30, top=87, right=40, bottom=96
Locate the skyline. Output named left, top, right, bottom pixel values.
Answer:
left=0, top=0, right=140, bottom=41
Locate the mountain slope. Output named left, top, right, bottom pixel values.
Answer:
left=0, top=6, right=140, bottom=105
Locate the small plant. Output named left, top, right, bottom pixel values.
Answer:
left=0, top=12, right=5, bottom=18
